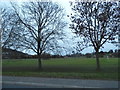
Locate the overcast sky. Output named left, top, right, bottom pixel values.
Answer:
left=0, top=0, right=118, bottom=55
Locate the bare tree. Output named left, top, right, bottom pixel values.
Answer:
left=1, top=8, right=14, bottom=48
left=11, top=1, right=66, bottom=69
left=68, top=2, right=119, bottom=71
left=0, top=8, right=23, bottom=49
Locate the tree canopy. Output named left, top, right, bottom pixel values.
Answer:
left=69, top=1, right=120, bottom=70
left=1, top=1, right=67, bottom=69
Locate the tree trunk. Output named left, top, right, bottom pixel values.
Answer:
left=96, top=51, right=101, bottom=71
left=37, top=38, right=42, bottom=70
left=38, top=54, right=42, bottom=70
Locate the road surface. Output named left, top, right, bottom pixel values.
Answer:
left=2, top=76, right=119, bottom=88
left=2, top=83, right=51, bottom=88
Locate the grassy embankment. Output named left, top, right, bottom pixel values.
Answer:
left=2, top=58, right=119, bottom=80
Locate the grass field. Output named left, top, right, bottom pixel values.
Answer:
left=2, top=57, right=119, bottom=80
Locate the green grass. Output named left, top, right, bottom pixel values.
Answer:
left=2, top=57, right=119, bottom=80
left=3, top=72, right=118, bottom=80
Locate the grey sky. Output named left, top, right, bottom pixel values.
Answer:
left=0, top=0, right=118, bottom=55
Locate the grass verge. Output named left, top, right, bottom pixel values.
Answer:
left=2, top=58, right=119, bottom=80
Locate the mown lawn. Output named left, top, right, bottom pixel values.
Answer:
left=2, top=57, right=119, bottom=80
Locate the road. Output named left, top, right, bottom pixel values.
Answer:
left=2, top=76, right=119, bottom=88
left=2, top=83, right=51, bottom=88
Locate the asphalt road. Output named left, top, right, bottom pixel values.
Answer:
left=2, top=76, right=119, bottom=88
left=2, top=84, right=119, bottom=90
left=2, top=83, right=51, bottom=88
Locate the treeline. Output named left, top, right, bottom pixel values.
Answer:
left=29, top=54, right=63, bottom=60
left=66, top=49, right=120, bottom=58
left=2, top=47, right=63, bottom=59
left=2, top=48, right=29, bottom=59
left=2, top=47, right=119, bottom=59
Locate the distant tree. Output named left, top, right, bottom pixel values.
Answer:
left=115, top=49, right=120, bottom=53
left=85, top=53, right=92, bottom=58
left=11, top=1, right=66, bottom=69
left=99, top=51, right=105, bottom=58
left=108, top=49, right=114, bottom=53
left=115, top=49, right=118, bottom=53
left=68, top=2, right=119, bottom=71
